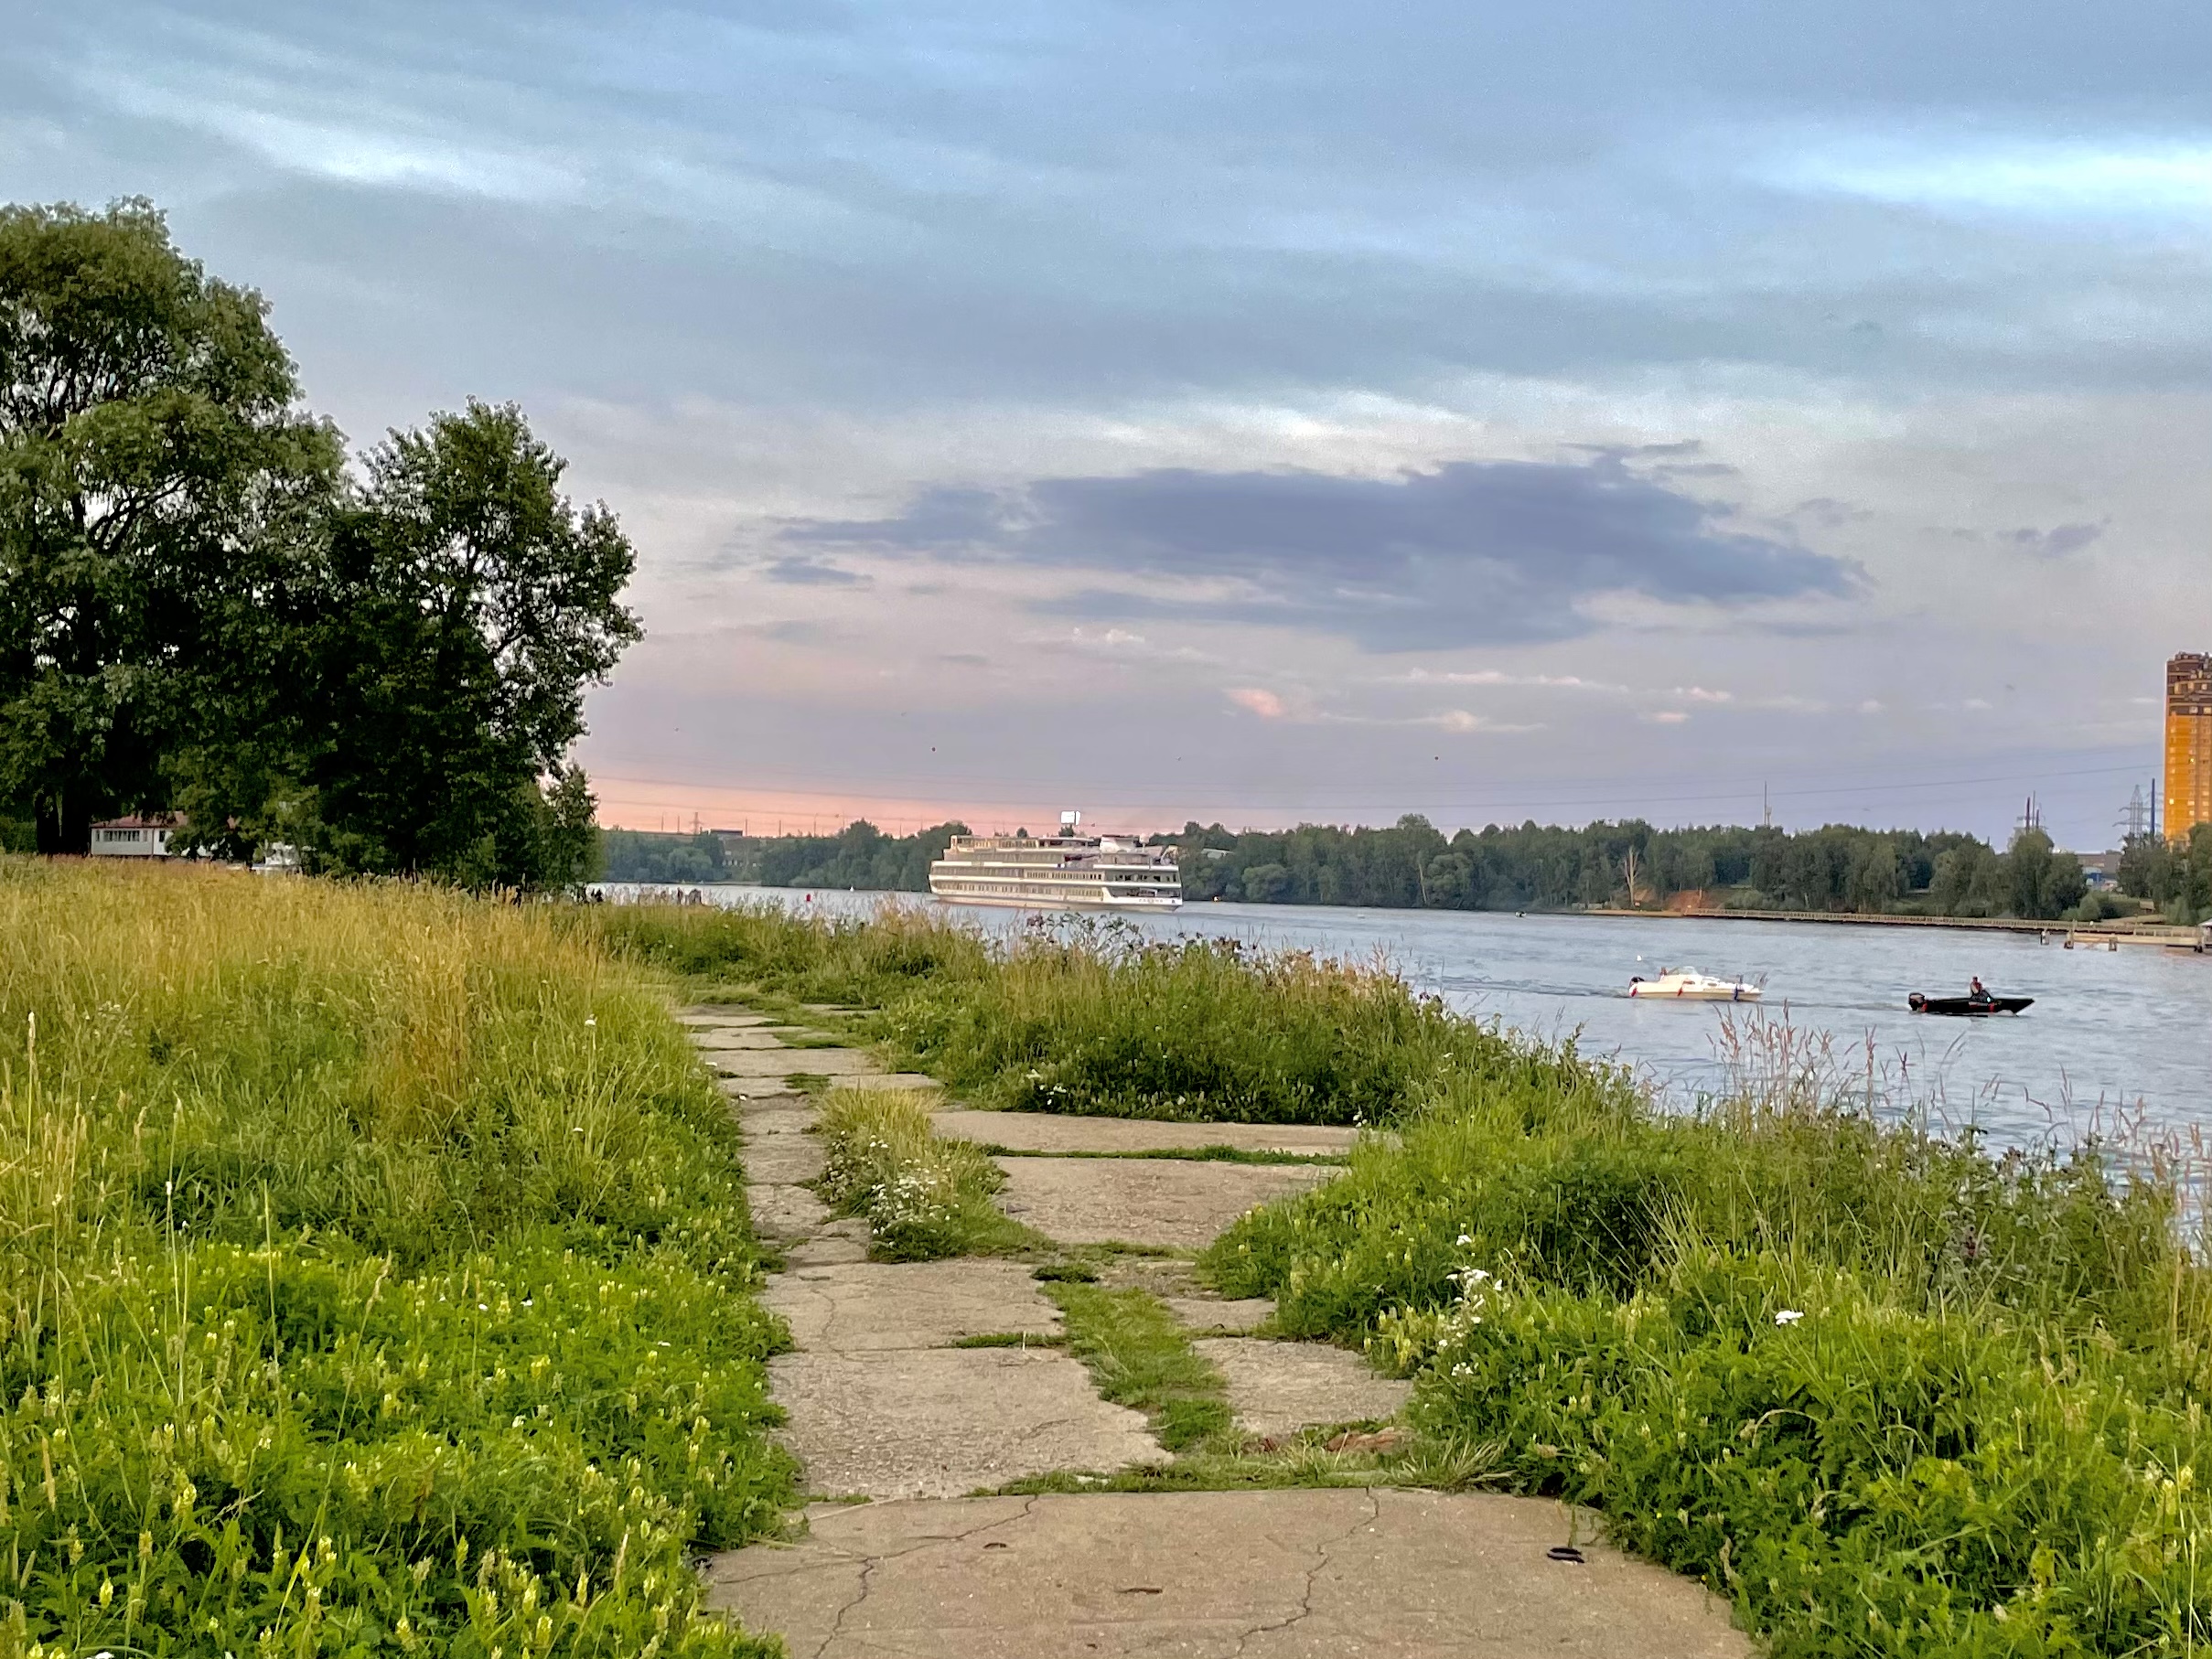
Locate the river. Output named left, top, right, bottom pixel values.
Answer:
left=600, top=884, right=2212, bottom=1151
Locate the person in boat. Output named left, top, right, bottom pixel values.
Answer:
left=1968, top=976, right=1992, bottom=1006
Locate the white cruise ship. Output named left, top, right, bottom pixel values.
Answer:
left=929, top=812, right=1183, bottom=911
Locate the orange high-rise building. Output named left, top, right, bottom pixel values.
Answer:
left=2166, top=652, right=2212, bottom=842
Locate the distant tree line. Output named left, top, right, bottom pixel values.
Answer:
left=598, top=812, right=2199, bottom=927
left=1168, top=817, right=2120, bottom=923
left=601, top=820, right=970, bottom=891
left=1, top=200, right=638, bottom=888
left=2117, top=824, right=2212, bottom=924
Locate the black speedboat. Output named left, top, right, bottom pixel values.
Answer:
left=1908, top=991, right=2033, bottom=1016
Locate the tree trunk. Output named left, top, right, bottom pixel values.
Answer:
left=35, top=788, right=92, bottom=856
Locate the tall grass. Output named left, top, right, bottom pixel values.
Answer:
left=591, top=903, right=1564, bottom=1125
left=1208, top=1011, right=2210, bottom=1657
left=596, top=898, right=2212, bottom=1653
left=0, top=860, right=791, bottom=1658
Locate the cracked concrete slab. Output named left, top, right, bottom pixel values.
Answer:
left=768, top=1349, right=1163, bottom=1499
left=1167, top=1296, right=1275, bottom=1334
left=936, top=1110, right=1356, bottom=1159
left=679, top=1009, right=776, bottom=1028
left=766, top=1260, right=1062, bottom=1352
left=1196, top=1338, right=1410, bottom=1437
left=750, top=1183, right=833, bottom=1240
left=714, top=1047, right=886, bottom=1079
left=741, top=1108, right=820, bottom=1139
left=692, top=1030, right=794, bottom=1051
left=745, top=1137, right=827, bottom=1185
left=993, top=1156, right=1338, bottom=1251
left=786, top=1221, right=873, bottom=1267
left=704, top=1489, right=1749, bottom=1658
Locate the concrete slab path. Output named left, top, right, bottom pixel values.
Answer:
left=681, top=1004, right=1749, bottom=1659
left=767, top=1259, right=1061, bottom=1351
left=1197, top=1337, right=1413, bottom=1438
left=993, top=1154, right=1338, bottom=1251
left=704, top=1489, right=1750, bottom=1658
left=934, top=1108, right=1357, bottom=1158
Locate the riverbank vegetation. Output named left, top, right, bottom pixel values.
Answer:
left=601, top=820, right=968, bottom=892
left=607, top=896, right=2209, bottom=1658
left=595, top=814, right=2208, bottom=926
left=1, top=860, right=792, bottom=1657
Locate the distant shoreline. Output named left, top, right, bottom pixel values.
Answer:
left=1585, top=905, right=2204, bottom=946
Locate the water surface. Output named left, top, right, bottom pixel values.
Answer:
left=602, top=883, right=2212, bottom=1148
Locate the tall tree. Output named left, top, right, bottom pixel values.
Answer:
left=0, top=199, right=339, bottom=851
left=294, top=401, right=641, bottom=886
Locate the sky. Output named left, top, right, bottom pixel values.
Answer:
left=6, top=0, right=2207, bottom=849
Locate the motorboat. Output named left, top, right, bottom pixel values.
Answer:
left=1908, top=991, right=2033, bottom=1016
left=1627, top=967, right=1762, bottom=1001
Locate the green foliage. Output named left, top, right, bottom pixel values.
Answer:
left=1208, top=1022, right=2210, bottom=1659
left=1172, top=816, right=2076, bottom=920
left=2121, top=824, right=2212, bottom=922
left=1043, top=1283, right=1233, bottom=1451
left=0, top=198, right=342, bottom=855
left=0, top=199, right=637, bottom=889
left=600, top=820, right=971, bottom=892
left=0, top=860, right=793, bottom=1656
left=814, top=1086, right=1036, bottom=1259
left=591, top=902, right=1516, bottom=1126
left=281, top=402, right=639, bottom=886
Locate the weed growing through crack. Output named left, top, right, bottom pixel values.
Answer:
left=814, top=1087, right=1039, bottom=1260
left=1043, top=1283, right=1234, bottom=1452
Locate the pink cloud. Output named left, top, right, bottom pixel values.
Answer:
left=1226, top=687, right=1289, bottom=719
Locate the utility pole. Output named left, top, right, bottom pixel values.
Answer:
left=1761, top=782, right=1772, bottom=830
left=2017, top=794, right=2042, bottom=835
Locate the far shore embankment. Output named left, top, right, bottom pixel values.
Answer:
left=1586, top=904, right=2206, bottom=947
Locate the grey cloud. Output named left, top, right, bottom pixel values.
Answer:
left=782, top=457, right=1860, bottom=650
left=2001, top=520, right=2109, bottom=558
left=751, top=618, right=834, bottom=643
left=760, top=554, right=869, bottom=586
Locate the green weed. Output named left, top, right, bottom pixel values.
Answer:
left=1043, top=1283, right=1233, bottom=1452
left=813, top=1087, right=1039, bottom=1260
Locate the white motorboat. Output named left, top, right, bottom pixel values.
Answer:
left=1627, top=966, right=1762, bottom=1001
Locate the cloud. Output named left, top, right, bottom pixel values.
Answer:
left=1226, top=687, right=1289, bottom=718
left=1763, top=134, right=2212, bottom=221
left=760, top=554, right=871, bottom=586
left=1031, top=627, right=1220, bottom=666
left=1641, top=710, right=1691, bottom=724
left=750, top=618, right=834, bottom=644
left=780, top=455, right=1860, bottom=650
left=1384, top=668, right=1632, bottom=692
left=2000, top=520, right=2108, bottom=559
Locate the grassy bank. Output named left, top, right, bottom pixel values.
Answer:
left=1207, top=1048, right=2210, bottom=1655
left=603, top=898, right=2209, bottom=1657
left=590, top=902, right=1583, bottom=1126
left=1, top=862, right=791, bottom=1658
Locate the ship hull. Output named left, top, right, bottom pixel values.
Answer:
left=929, top=888, right=1182, bottom=912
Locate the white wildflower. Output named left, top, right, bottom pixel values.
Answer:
left=1774, top=1310, right=1804, bottom=1326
